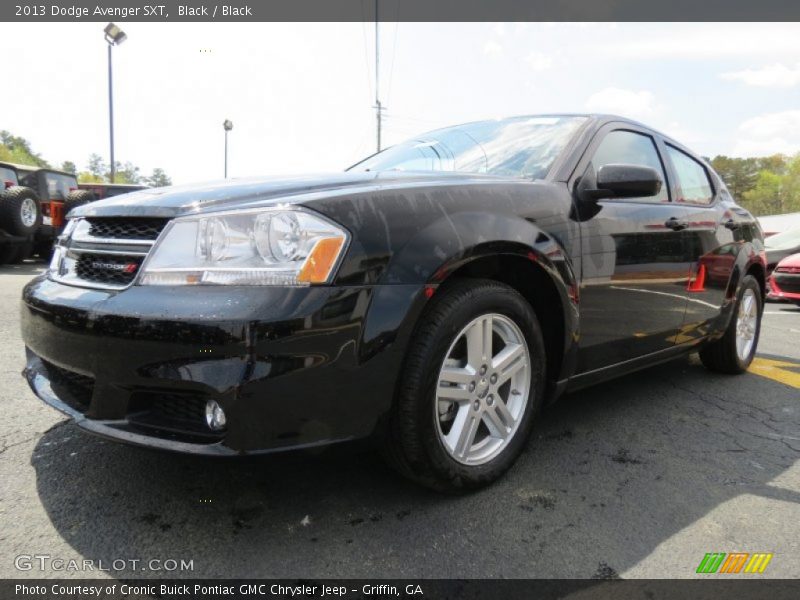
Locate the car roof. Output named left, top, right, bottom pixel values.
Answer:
left=0, top=162, right=74, bottom=177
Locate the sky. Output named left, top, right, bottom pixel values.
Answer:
left=1, top=22, right=800, bottom=184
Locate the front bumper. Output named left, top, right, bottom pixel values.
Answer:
left=21, top=276, right=424, bottom=455
left=768, top=273, right=800, bottom=302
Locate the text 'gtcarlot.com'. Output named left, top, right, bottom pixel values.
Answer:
left=14, top=554, right=194, bottom=572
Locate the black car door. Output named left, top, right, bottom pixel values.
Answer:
left=572, top=124, right=694, bottom=373
left=660, top=142, right=731, bottom=342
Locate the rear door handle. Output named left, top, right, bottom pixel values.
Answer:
left=665, top=217, right=689, bottom=231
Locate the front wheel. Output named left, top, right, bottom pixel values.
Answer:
left=383, top=279, right=545, bottom=492
left=699, top=275, right=762, bottom=374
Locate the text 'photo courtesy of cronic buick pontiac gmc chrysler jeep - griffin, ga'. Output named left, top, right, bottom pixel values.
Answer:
left=21, top=115, right=767, bottom=491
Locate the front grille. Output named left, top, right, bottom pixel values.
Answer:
left=75, top=253, right=143, bottom=286
left=774, top=274, right=800, bottom=294
left=42, top=360, right=94, bottom=413
left=52, top=217, right=170, bottom=290
left=86, top=217, right=167, bottom=241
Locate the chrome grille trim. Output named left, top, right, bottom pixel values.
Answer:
left=71, top=234, right=154, bottom=246
left=49, top=217, right=169, bottom=290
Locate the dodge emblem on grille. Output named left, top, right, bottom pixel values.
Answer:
left=91, top=261, right=138, bottom=273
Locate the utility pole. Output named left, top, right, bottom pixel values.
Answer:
left=374, top=0, right=384, bottom=153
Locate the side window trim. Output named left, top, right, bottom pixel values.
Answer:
left=573, top=124, right=672, bottom=205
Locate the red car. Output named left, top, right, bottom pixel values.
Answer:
left=769, top=253, right=800, bottom=306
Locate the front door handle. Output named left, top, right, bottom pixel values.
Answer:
left=665, top=217, right=689, bottom=231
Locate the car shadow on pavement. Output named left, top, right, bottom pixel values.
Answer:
left=30, top=353, right=800, bottom=578
left=0, top=259, right=47, bottom=277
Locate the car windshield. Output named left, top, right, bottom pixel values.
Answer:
left=765, top=226, right=800, bottom=250
left=348, top=115, right=587, bottom=180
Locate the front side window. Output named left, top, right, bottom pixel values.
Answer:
left=349, top=116, right=587, bottom=180
left=666, top=145, right=714, bottom=205
left=591, top=130, right=668, bottom=202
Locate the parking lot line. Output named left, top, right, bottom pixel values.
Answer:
left=749, top=357, right=800, bottom=389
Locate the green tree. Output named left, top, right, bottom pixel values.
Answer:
left=77, top=171, right=104, bottom=183
left=87, top=153, right=106, bottom=179
left=0, top=131, right=50, bottom=167
left=145, top=168, right=172, bottom=187
left=710, top=156, right=759, bottom=201
left=61, top=160, right=77, bottom=174
left=111, top=161, right=142, bottom=184
left=741, top=155, right=800, bottom=216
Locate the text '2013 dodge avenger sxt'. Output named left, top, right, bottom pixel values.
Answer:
left=21, top=115, right=766, bottom=491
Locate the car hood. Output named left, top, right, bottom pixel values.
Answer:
left=776, top=252, right=800, bottom=269
left=70, top=171, right=510, bottom=219
left=766, top=246, right=798, bottom=266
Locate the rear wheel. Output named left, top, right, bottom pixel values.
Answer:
left=699, top=275, right=762, bottom=374
left=0, top=186, right=41, bottom=237
left=383, top=279, right=545, bottom=492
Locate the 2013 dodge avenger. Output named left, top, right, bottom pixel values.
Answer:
left=21, top=115, right=767, bottom=490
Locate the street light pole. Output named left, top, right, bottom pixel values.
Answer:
left=223, top=120, right=233, bottom=178
left=103, top=23, right=127, bottom=184
left=107, top=43, right=115, bottom=183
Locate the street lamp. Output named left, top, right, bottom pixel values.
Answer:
left=104, top=23, right=127, bottom=183
left=223, top=119, right=233, bottom=178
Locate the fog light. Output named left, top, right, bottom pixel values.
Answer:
left=205, top=400, right=226, bottom=431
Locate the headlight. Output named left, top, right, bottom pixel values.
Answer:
left=138, top=207, right=349, bottom=286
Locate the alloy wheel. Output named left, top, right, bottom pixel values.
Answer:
left=735, top=288, right=758, bottom=362
left=434, top=313, right=531, bottom=465
left=21, top=198, right=37, bottom=228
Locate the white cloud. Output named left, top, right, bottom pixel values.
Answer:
left=585, top=87, right=659, bottom=120
left=525, top=52, right=553, bottom=71
left=721, top=63, right=800, bottom=87
left=660, top=122, right=704, bottom=146
left=732, top=110, right=800, bottom=156
left=601, top=24, right=800, bottom=60
left=491, top=23, right=506, bottom=37
left=483, top=40, right=504, bottom=58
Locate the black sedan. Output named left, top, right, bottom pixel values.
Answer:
left=21, top=114, right=766, bottom=491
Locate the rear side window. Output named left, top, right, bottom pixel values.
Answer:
left=0, top=167, right=17, bottom=184
left=45, top=173, right=77, bottom=200
left=666, top=145, right=714, bottom=205
left=591, top=130, right=668, bottom=202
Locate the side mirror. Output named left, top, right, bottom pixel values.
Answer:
left=594, top=164, right=662, bottom=199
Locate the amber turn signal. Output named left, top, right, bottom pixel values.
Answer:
left=297, top=237, right=346, bottom=283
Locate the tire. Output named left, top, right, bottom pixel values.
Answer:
left=699, top=275, right=762, bottom=374
left=0, top=186, right=41, bottom=237
left=383, top=279, right=546, bottom=492
left=64, top=189, right=95, bottom=213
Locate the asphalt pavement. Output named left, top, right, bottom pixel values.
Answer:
left=1, top=261, right=798, bottom=579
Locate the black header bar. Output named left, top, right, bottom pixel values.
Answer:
left=3, top=0, right=800, bottom=22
